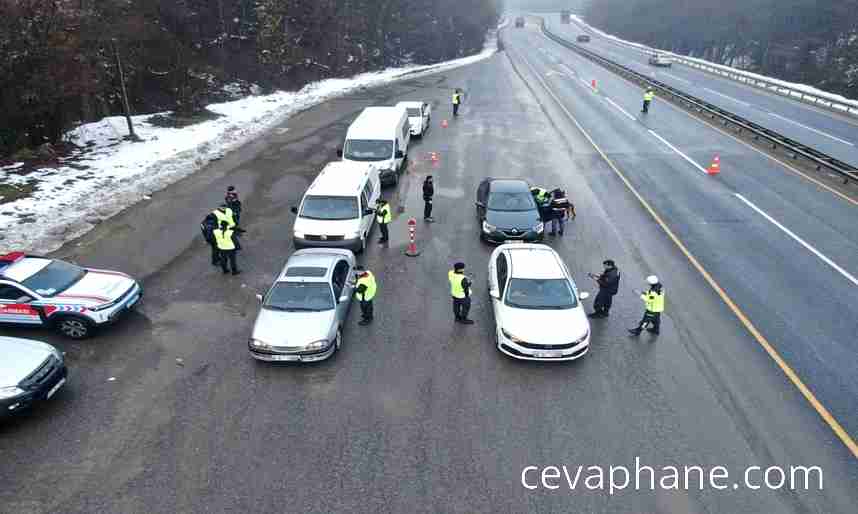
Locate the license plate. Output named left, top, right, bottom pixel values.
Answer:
left=535, top=351, right=559, bottom=358
left=46, top=378, right=65, bottom=399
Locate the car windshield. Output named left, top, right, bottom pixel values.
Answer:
left=504, top=278, right=578, bottom=310
left=343, top=139, right=393, bottom=161
left=406, top=108, right=421, bottom=117
left=21, top=260, right=86, bottom=297
left=487, top=191, right=536, bottom=212
left=300, top=196, right=359, bottom=221
left=264, top=282, right=334, bottom=312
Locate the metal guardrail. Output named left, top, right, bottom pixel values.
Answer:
left=563, top=17, right=858, bottom=119
left=539, top=20, right=858, bottom=185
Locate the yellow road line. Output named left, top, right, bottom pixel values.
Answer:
left=511, top=47, right=858, bottom=459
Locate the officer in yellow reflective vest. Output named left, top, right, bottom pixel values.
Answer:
left=449, top=262, right=474, bottom=324
left=375, top=199, right=392, bottom=244
left=213, top=221, right=241, bottom=275
left=642, top=89, right=654, bottom=113
left=629, top=275, right=664, bottom=335
left=354, top=266, right=377, bottom=325
left=452, top=89, right=462, bottom=116
left=212, top=204, right=236, bottom=229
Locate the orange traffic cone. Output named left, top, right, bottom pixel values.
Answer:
left=707, top=155, right=721, bottom=175
left=429, top=152, right=439, bottom=162
left=441, top=119, right=449, bottom=128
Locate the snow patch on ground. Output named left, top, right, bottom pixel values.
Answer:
left=0, top=31, right=498, bottom=254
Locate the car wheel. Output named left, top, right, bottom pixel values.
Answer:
left=55, top=316, right=93, bottom=339
left=335, top=327, right=343, bottom=350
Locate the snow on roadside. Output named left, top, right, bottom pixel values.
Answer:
left=568, top=15, right=858, bottom=110
left=0, top=31, right=498, bottom=254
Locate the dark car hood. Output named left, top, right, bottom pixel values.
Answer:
left=485, top=208, right=540, bottom=229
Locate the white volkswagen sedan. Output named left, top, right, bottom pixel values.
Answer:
left=487, top=243, right=591, bottom=361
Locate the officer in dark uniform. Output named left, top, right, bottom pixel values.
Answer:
left=200, top=212, right=220, bottom=266
left=423, top=176, right=435, bottom=222
left=225, top=186, right=242, bottom=226
left=588, top=259, right=620, bottom=318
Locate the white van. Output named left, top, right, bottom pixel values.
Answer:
left=338, top=106, right=410, bottom=186
left=290, top=161, right=381, bottom=253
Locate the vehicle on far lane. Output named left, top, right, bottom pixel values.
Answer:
left=0, top=336, right=67, bottom=417
left=396, top=101, right=431, bottom=137
left=577, top=34, right=591, bottom=43
left=476, top=178, right=544, bottom=244
left=487, top=244, right=591, bottom=361
left=648, top=53, right=673, bottom=67
left=248, top=249, right=356, bottom=363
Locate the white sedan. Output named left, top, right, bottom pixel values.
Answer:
left=396, top=101, right=431, bottom=137
left=487, top=243, right=591, bottom=361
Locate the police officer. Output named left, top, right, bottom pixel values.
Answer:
left=213, top=220, right=241, bottom=275
left=642, top=88, right=654, bottom=113
left=225, top=186, right=242, bottom=226
left=375, top=198, right=392, bottom=244
left=449, top=262, right=474, bottom=324
left=354, top=265, right=377, bottom=325
left=629, top=275, right=664, bottom=335
left=548, top=188, right=575, bottom=236
left=587, top=259, right=620, bottom=318
left=423, top=176, right=435, bottom=222
left=530, top=186, right=551, bottom=221
left=452, top=88, right=463, bottom=117
left=200, top=212, right=220, bottom=266
left=212, top=203, right=236, bottom=230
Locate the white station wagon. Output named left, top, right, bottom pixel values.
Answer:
left=487, top=244, right=591, bottom=361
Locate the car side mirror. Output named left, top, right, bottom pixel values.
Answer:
left=363, top=208, right=374, bottom=216
left=489, top=289, right=500, bottom=300
left=579, top=292, right=590, bottom=300
left=290, top=206, right=298, bottom=214
left=336, top=148, right=343, bottom=158
left=395, top=150, right=404, bottom=159
left=255, top=294, right=263, bottom=302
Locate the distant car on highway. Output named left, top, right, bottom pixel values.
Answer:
left=396, top=101, right=431, bottom=137
left=487, top=244, right=591, bottom=361
left=0, top=252, right=142, bottom=339
left=475, top=178, right=544, bottom=244
left=0, top=336, right=67, bottom=417
left=576, top=34, right=591, bottom=43
left=248, top=249, right=356, bottom=362
left=515, top=17, right=525, bottom=28
left=648, top=53, right=673, bottom=67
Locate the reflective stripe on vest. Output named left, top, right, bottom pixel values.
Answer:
left=449, top=270, right=467, bottom=299
left=642, top=291, right=664, bottom=313
left=214, top=229, right=235, bottom=250
left=213, top=208, right=235, bottom=228
left=355, top=272, right=377, bottom=301
left=452, top=93, right=461, bottom=105
left=644, top=92, right=654, bottom=102
left=376, top=205, right=391, bottom=224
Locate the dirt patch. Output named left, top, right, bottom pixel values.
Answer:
left=148, top=109, right=223, bottom=128
left=0, top=180, right=39, bottom=205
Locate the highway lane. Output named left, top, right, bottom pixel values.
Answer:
left=506, top=22, right=858, bottom=461
left=1, top=44, right=856, bottom=514
left=545, top=16, right=858, bottom=169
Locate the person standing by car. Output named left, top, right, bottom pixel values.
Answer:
left=449, top=262, right=474, bottom=324
left=225, top=186, right=242, bottom=226
left=452, top=89, right=463, bottom=117
left=200, top=211, right=220, bottom=266
left=423, top=176, right=435, bottom=222
left=530, top=186, right=551, bottom=222
left=629, top=275, right=664, bottom=335
left=548, top=188, right=575, bottom=236
left=375, top=199, right=392, bottom=244
left=642, top=89, right=654, bottom=114
left=588, top=260, right=620, bottom=318
left=214, top=221, right=241, bottom=275
left=354, top=265, right=377, bottom=325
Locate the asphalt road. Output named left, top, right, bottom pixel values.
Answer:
left=1, top=32, right=856, bottom=514
left=545, top=16, right=858, bottom=169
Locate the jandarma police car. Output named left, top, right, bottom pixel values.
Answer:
left=0, top=252, right=142, bottom=339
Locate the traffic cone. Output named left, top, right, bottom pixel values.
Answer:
left=430, top=152, right=439, bottom=162
left=441, top=119, right=448, bottom=128
left=707, top=155, right=721, bottom=175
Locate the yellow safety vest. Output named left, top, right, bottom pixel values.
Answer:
left=642, top=291, right=664, bottom=313
left=452, top=93, right=461, bottom=105
left=644, top=91, right=654, bottom=102
left=376, top=204, right=391, bottom=224
left=213, top=208, right=235, bottom=228
left=213, top=228, right=235, bottom=250
left=355, top=272, right=377, bottom=301
left=449, top=270, right=468, bottom=299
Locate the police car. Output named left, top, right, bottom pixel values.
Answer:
left=0, top=252, right=142, bottom=339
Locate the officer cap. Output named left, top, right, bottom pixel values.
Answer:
left=646, top=275, right=659, bottom=285
left=454, top=262, right=465, bottom=271
left=227, top=185, right=236, bottom=192
left=603, top=259, right=615, bottom=267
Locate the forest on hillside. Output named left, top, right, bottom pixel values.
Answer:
left=0, top=0, right=500, bottom=157
left=585, top=0, right=858, bottom=100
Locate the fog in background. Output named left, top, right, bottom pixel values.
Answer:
left=503, top=0, right=586, bottom=12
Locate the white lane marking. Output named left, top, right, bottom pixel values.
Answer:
left=647, top=130, right=709, bottom=175
left=735, top=193, right=858, bottom=287
left=579, top=78, right=595, bottom=90
left=605, top=98, right=636, bottom=121
left=662, top=72, right=691, bottom=85
left=559, top=63, right=578, bottom=77
left=768, top=113, right=854, bottom=146
left=704, top=88, right=751, bottom=106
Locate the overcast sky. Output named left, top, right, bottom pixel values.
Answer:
left=503, top=0, right=587, bottom=11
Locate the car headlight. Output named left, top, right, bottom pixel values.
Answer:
left=482, top=221, right=497, bottom=233
left=294, top=231, right=305, bottom=239
left=534, top=222, right=544, bottom=233
left=501, top=328, right=524, bottom=344
left=249, top=339, right=271, bottom=350
left=0, top=386, right=25, bottom=400
left=305, top=339, right=329, bottom=351
left=574, top=329, right=590, bottom=345
left=90, top=299, right=119, bottom=311
left=350, top=230, right=362, bottom=238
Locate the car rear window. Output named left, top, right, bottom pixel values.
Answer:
left=285, top=267, right=327, bottom=277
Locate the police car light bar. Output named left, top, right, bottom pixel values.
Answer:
left=0, top=252, right=26, bottom=263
